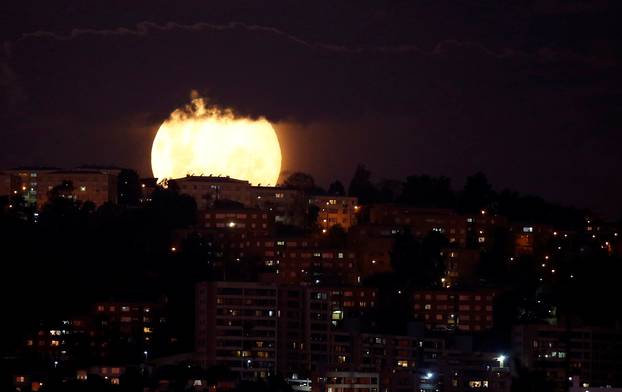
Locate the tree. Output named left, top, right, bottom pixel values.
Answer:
left=376, top=179, right=402, bottom=203
left=150, top=186, right=197, bottom=228
left=328, top=180, right=345, bottom=196
left=48, top=179, right=75, bottom=200
left=459, top=172, right=494, bottom=212
left=118, top=169, right=141, bottom=205
left=348, top=164, right=378, bottom=204
left=399, top=175, right=454, bottom=207
left=283, top=172, right=315, bottom=192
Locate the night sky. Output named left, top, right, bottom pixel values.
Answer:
left=1, top=1, right=621, bottom=218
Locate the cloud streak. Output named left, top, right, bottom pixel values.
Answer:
left=19, top=21, right=520, bottom=59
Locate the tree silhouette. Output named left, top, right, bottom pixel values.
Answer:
left=348, top=164, right=378, bottom=204
left=328, top=180, right=346, bottom=196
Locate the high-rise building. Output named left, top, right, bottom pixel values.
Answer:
left=277, top=286, right=332, bottom=377
left=513, top=323, right=622, bottom=392
left=195, top=281, right=278, bottom=380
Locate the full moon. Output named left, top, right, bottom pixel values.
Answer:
left=151, top=96, right=282, bottom=185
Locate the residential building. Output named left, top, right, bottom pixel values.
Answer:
left=174, top=176, right=252, bottom=210
left=7, top=167, right=59, bottom=205
left=510, top=223, right=555, bottom=255
left=309, top=195, right=358, bottom=231
left=442, top=248, right=481, bottom=287
left=36, top=169, right=118, bottom=207
left=200, top=207, right=272, bottom=236
left=413, top=290, right=496, bottom=332
left=368, top=205, right=468, bottom=246
left=195, top=281, right=278, bottom=380
left=277, top=286, right=332, bottom=377
left=513, top=323, right=622, bottom=392
left=252, top=186, right=307, bottom=226
left=323, top=372, right=379, bottom=392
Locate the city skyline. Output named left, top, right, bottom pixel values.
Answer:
left=3, top=2, right=622, bottom=392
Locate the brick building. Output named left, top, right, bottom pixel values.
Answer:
left=413, top=290, right=496, bottom=332
left=195, top=281, right=278, bottom=380
left=309, top=195, right=358, bottom=231
left=368, top=205, right=468, bottom=246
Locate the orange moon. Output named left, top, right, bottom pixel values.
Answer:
left=151, top=97, right=282, bottom=185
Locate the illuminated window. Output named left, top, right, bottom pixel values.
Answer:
left=397, top=360, right=409, bottom=368
left=80, top=186, right=87, bottom=192
left=16, top=376, right=25, bottom=383
left=523, top=226, right=534, bottom=233
left=50, top=340, right=60, bottom=346
left=143, top=327, right=152, bottom=334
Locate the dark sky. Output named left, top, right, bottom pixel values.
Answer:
left=1, top=1, right=621, bottom=218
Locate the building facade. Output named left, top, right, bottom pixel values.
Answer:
left=36, top=170, right=118, bottom=207
left=309, top=195, right=358, bottom=231
left=195, top=281, right=278, bottom=380
left=413, top=290, right=496, bottom=332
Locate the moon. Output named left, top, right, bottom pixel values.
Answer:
left=151, top=97, right=282, bottom=185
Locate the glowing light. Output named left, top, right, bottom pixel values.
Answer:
left=151, top=94, right=282, bottom=185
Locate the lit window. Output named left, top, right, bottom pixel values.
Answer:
left=397, top=360, right=409, bottom=368
left=80, top=186, right=87, bottom=192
